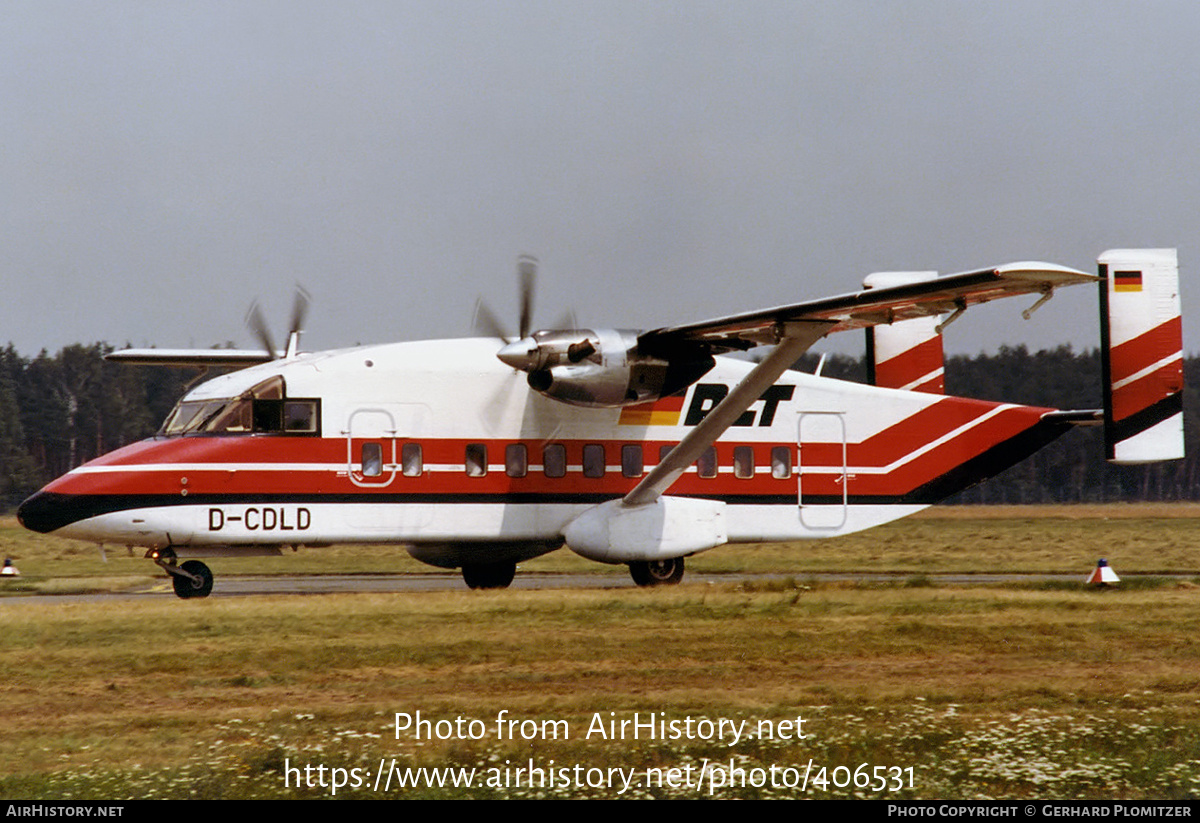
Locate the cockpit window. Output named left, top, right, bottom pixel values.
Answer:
left=284, top=400, right=318, bottom=432
left=205, top=398, right=253, bottom=433
left=161, top=400, right=225, bottom=435
left=160, top=376, right=320, bottom=436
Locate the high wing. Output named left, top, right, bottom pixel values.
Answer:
left=108, top=287, right=311, bottom=369
left=639, top=262, right=1095, bottom=353
left=104, top=348, right=277, bottom=368
left=624, top=261, right=1097, bottom=508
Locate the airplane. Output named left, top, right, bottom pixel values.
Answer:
left=16, top=249, right=1184, bottom=598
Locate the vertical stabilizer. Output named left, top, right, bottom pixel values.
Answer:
left=864, top=271, right=944, bottom=393
left=1099, top=248, right=1184, bottom=463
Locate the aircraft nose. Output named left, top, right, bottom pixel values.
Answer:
left=16, top=490, right=66, bottom=534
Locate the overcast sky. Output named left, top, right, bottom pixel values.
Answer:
left=3, top=1, right=1198, bottom=360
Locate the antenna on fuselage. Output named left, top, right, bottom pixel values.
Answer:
left=814, top=352, right=827, bottom=376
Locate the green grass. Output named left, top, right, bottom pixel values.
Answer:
left=3, top=580, right=1200, bottom=798
left=2, top=505, right=1199, bottom=799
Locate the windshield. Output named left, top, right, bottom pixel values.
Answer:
left=159, top=397, right=253, bottom=435
left=159, top=376, right=319, bottom=436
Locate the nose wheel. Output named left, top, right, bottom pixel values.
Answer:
left=172, top=560, right=214, bottom=599
left=148, top=548, right=214, bottom=599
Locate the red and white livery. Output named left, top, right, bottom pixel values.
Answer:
left=864, top=271, right=945, bottom=394
left=17, top=249, right=1183, bottom=596
left=1099, top=248, right=1184, bottom=463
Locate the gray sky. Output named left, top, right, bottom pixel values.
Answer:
left=3, top=1, right=1198, bottom=359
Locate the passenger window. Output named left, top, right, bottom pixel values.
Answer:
left=361, top=442, right=383, bottom=477
left=658, top=444, right=674, bottom=465
left=621, top=445, right=643, bottom=478
left=734, top=446, right=754, bottom=479
left=543, top=444, right=566, bottom=478
left=583, top=444, right=606, bottom=478
left=401, top=443, right=423, bottom=477
left=465, top=443, right=487, bottom=477
left=506, top=444, right=528, bottom=478
left=771, top=446, right=792, bottom=479
left=697, top=446, right=717, bottom=479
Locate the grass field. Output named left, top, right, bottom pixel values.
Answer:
left=1, top=505, right=1198, bottom=799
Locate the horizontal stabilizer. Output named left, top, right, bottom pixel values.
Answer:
left=1041, top=409, right=1103, bottom=426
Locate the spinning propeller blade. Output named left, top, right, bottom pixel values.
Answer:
left=245, top=285, right=310, bottom=360
left=518, top=254, right=537, bottom=339
left=245, top=301, right=277, bottom=360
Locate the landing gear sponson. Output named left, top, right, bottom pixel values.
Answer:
left=149, top=547, right=214, bottom=599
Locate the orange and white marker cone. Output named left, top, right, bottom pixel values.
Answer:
left=1086, top=558, right=1120, bottom=586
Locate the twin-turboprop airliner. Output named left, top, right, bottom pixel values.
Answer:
left=17, top=249, right=1184, bottom=597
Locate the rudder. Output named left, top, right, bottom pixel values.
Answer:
left=1099, top=248, right=1184, bottom=463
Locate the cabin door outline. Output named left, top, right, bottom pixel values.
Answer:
left=346, top=408, right=398, bottom=488
left=797, top=410, right=848, bottom=530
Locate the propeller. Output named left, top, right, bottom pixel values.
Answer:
left=518, top=254, right=535, bottom=340
left=245, top=285, right=311, bottom=360
left=245, top=301, right=277, bottom=360
left=286, top=286, right=311, bottom=357
left=473, top=254, right=540, bottom=344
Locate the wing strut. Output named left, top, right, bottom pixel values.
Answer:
left=622, top=321, right=831, bottom=508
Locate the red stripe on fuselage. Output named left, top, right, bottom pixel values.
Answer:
left=45, top=396, right=1053, bottom=501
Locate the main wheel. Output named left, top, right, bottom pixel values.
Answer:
left=172, top=560, right=213, bottom=599
left=629, top=557, right=685, bottom=587
left=461, top=561, right=516, bottom=590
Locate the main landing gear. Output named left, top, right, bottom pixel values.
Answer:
left=149, top=547, right=214, bottom=599
left=461, top=561, right=516, bottom=590
left=628, top=557, right=685, bottom=587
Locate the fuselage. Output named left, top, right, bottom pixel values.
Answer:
left=18, top=337, right=1072, bottom=567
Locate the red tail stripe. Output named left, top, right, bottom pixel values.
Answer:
left=908, top=374, right=945, bottom=394
left=875, top=335, right=944, bottom=391
left=1109, top=316, right=1182, bottom=385
left=1111, top=363, right=1185, bottom=422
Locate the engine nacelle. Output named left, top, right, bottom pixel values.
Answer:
left=497, top=328, right=714, bottom=408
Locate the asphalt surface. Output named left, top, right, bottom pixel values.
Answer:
left=0, top=570, right=1138, bottom=605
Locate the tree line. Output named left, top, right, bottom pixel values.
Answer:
left=0, top=342, right=1196, bottom=511
left=0, top=344, right=191, bottom=510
